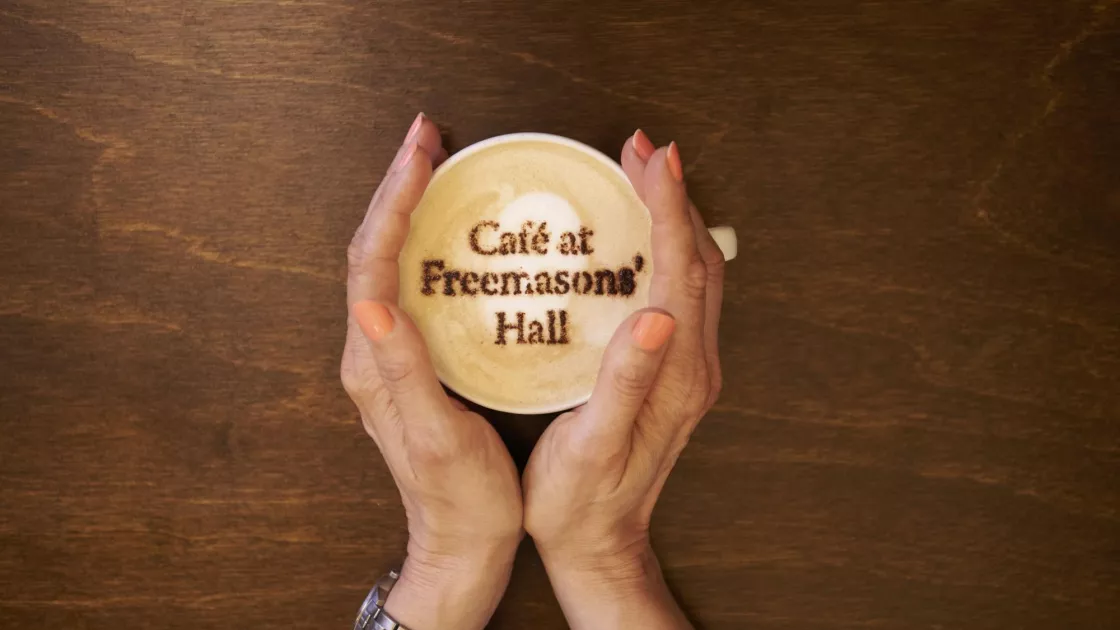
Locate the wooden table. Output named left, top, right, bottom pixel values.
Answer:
left=2, top=1, right=1118, bottom=628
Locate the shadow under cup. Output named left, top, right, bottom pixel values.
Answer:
left=398, top=133, right=736, bottom=415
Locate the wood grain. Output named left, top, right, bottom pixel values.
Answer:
left=2, top=1, right=1118, bottom=628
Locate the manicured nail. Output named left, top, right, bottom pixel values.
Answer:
left=666, top=141, right=683, bottom=182
left=389, top=142, right=407, bottom=172
left=633, top=129, right=655, bottom=160
left=632, top=312, right=675, bottom=351
left=353, top=300, right=395, bottom=341
left=406, top=112, right=425, bottom=143
left=402, top=143, right=421, bottom=169
left=393, top=143, right=421, bottom=173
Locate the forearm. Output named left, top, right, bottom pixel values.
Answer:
left=541, top=543, right=692, bottom=630
left=384, top=538, right=518, bottom=630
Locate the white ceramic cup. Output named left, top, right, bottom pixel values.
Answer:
left=418, top=133, right=736, bottom=414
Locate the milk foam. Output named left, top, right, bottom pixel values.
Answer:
left=398, top=137, right=652, bottom=412
left=475, top=191, right=591, bottom=344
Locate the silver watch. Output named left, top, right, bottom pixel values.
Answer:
left=354, top=570, right=407, bottom=630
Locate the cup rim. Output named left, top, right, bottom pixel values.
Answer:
left=420, top=133, right=634, bottom=415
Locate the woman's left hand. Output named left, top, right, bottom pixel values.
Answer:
left=342, top=114, right=523, bottom=630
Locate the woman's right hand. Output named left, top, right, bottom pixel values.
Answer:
left=522, top=130, right=725, bottom=629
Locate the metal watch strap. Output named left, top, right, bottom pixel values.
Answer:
left=354, top=570, right=406, bottom=630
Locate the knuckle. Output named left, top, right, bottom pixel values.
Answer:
left=690, top=378, right=713, bottom=416
left=612, top=362, right=651, bottom=399
left=340, top=351, right=377, bottom=401
left=366, top=385, right=396, bottom=420
left=360, top=410, right=383, bottom=443
left=708, top=374, right=724, bottom=407
left=667, top=427, right=695, bottom=461
left=340, top=355, right=360, bottom=394
left=340, top=367, right=364, bottom=399
left=346, top=236, right=368, bottom=275
left=705, top=254, right=726, bottom=282
left=411, top=432, right=456, bottom=466
left=377, top=355, right=417, bottom=388
left=663, top=365, right=713, bottom=419
left=682, top=259, right=708, bottom=300
left=342, top=368, right=395, bottom=423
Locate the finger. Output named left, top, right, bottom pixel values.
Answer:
left=409, top=114, right=444, bottom=166
left=441, top=387, right=469, bottom=411
left=625, top=130, right=723, bottom=395
left=352, top=300, right=454, bottom=431
left=347, top=143, right=433, bottom=308
left=621, top=129, right=654, bottom=200
left=366, top=114, right=444, bottom=222
left=343, top=322, right=413, bottom=476
left=574, top=309, right=676, bottom=450
left=689, top=204, right=726, bottom=397
left=644, top=143, right=706, bottom=331
left=433, top=146, right=450, bottom=169
left=384, top=113, right=444, bottom=176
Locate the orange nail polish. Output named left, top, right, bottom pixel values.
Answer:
left=353, top=301, right=395, bottom=341
left=633, top=129, right=655, bottom=160
left=666, top=142, right=684, bottom=182
left=632, top=312, right=675, bottom=351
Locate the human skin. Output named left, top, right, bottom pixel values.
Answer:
left=343, top=117, right=723, bottom=630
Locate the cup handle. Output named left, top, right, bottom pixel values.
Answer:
left=707, top=226, right=737, bottom=261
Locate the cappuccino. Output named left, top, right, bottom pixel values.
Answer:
left=399, top=134, right=651, bottom=413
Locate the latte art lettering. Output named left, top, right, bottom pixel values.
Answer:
left=420, top=255, right=645, bottom=298
left=418, top=222, right=647, bottom=346
left=494, top=310, right=570, bottom=345
left=468, top=221, right=596, bottom=256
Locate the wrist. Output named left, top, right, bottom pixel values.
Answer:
left=538, top=540, right=692, bottom=630
left=539, top=537, right=656, bottom=596
left=383, top=536, right=519, bottom=630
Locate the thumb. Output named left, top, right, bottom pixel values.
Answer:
left=578, top=309, right=676, bottom=445
left=352, top=300, right=453, bottom=428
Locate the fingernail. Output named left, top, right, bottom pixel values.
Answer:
left=401, top=144, right=421, bottom=169
left=633, top=129, right=655, bottom=160
left=632, top=312, right=675, bottom=351
left=666, top=141, right=684, bottom=182
left=406, top=112, right=425, bottom=143
left=393, top=143, right=421, bottom=173
left=353, top=300, right=395, bottom=341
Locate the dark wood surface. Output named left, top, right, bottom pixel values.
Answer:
left=2, top=1, right=1118, bottom=628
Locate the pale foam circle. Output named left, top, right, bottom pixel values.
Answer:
left=476, top=191, right=591, bottom=343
